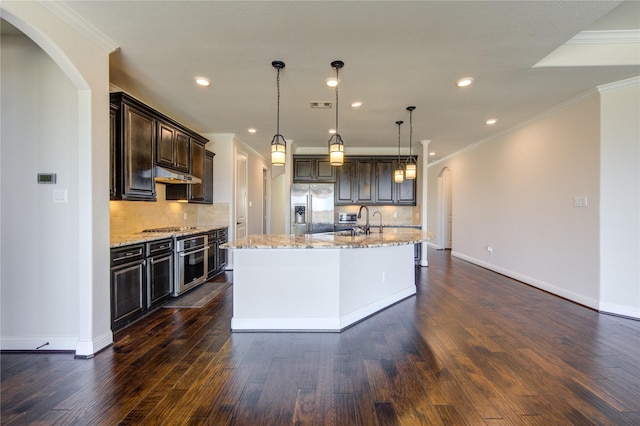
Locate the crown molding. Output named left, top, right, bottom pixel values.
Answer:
left=569, top=30, right=640, bottom=45
left=39, top=1, right=119, bottom=53
left=597, top=76, right=640, bottom=94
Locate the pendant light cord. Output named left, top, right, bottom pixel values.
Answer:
left=276, top=67, right=281, bottom=136
left=334, top=66, right=339, bottom=135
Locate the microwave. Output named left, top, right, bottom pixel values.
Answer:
left=338, top=212, right=357, bottom=224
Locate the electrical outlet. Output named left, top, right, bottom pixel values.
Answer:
left=382, top=272, right=386, bottom=282
left=487, top=246, right=494, bottom=254
left=183, top=213, right=187, bottom=220
left=393, top=212, right=398, bottom=218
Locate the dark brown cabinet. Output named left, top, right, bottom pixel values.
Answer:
left=111, top=92, right=158, bottom=201
left=189, top=141, right=205, bottom=201
left=206, top=227, right=228, bottom=279
left=109, top=103, right=118, bottom=199
left=165, top=146, right=213, bottom=204
left=334, top=156, right=417, bottom=206
left=203, top=150, right=214, bottom=204
left=335, top=160, right=356, bottom=204
left=146, top=239, right=173, bottom=307
left=110, top=92, right=209, bottom=202
left=110, top=244, right=145, bottom=330
left=156, top=121, right=190, bottom=173
left=293, top=156, right=336, bottom=182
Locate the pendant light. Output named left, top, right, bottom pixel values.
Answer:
left=405, top=106, right=417, bottom=180
left=394, top=120, right=405, bottom=183
left=270, top=60, right=286, bottom=166
left=327, top=60, right=345, bottom=166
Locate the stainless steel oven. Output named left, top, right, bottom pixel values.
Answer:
left=174, top=234, right=209, bottom=296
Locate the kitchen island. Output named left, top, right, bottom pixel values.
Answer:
left=223, top=228, right=432, bottom=332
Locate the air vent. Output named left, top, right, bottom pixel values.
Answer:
left=310, top=101, right=333, bottom=109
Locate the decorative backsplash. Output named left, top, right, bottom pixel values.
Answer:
left=334, top=205, right=421, bottom=226
left=110, top=184, right=229, bottom=235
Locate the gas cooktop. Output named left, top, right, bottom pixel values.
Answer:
left=142, top=226, right=198, bottom=233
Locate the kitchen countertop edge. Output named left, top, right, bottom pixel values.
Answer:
left=111, top=225, right=229, bottom=248
left=223, top=228, right=433, bottom=250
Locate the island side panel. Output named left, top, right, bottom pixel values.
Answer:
left=338, top=244, right=416, bottom=328
left=231, top=248, right=342, bottom=331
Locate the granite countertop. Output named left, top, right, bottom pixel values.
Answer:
left=222, top=228, right=433, bottom=250
left=110, top=225, right=228, bottom=248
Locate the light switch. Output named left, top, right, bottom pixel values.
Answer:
left=53, top=189, right=67, bottom=203
left=573, top=196, right=588, bottom=207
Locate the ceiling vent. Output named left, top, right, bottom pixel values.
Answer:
left=310, top=101, right=333, bottom=109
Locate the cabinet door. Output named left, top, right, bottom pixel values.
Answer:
left=189, top=141, right=205, bottom=201
left=396, top=174, right=417, bottom=205
left=174, top=131, right=190, bottom=172
left=316, top=159, right=336, bottom=181
left=217, top=228, right=228, bottom=271
left=156, top=121, right=176, bottom=169
left=356, top=160, right=375, bottom=203
left=109, top=104, right=118, bottom=199
left=123, top=105, right=156, bottom=200
left=293, top=158, right=314, bottom=181
left=335, top=160, right=356, bottom=204
left=203, top=151, right=214, bottom=204
left=111, top=260, right=145, bottom=329
left=147, top=253, right=173, bottom=307
left=374, top=159, right=394, bottom=204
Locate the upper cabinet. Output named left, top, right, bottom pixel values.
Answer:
left=165, top=146, right=214, bottom=204
left=156, top=120, right=190, bottom=173
left=293, top=156, right=336, bottom=182
left=333, top=156, right=417, bottom=206
left=110, top=92, right=209, bottom=202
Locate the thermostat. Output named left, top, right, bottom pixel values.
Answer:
left=37, top=173, right=57, bottom=184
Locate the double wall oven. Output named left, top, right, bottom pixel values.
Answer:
left=142, top=227, right=209, bottom=296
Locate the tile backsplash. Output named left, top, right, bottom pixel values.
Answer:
left=335, top=205, right=421, bottom=226
left=110, top=184, right=229, bottom=235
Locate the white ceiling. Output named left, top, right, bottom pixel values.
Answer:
left=6, top=1, right=640, bottom=162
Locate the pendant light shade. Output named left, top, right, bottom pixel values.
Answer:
left=327, top=60, right=345, bottom=166
left=405, top=106, right=417, bottom=180
left=395, top=120, right=404, bottom=184
left=270, top=60, right=286, bottom=166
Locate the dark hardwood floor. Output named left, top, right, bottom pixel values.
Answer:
left=2, top=248, right=639, bottom=425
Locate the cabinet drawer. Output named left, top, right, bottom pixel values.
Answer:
left=147, top=238, right=173, bottom=256
left=111, top=244, right=144, bottom=265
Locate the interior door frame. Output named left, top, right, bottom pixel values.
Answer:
left=437, top=167, right=452, bottom=250
left=235, top=149, right=249, bottom=241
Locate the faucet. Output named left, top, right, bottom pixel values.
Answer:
left=372, top=211, right=383, bottom=233
left=357, top=205, right=371, bottom=235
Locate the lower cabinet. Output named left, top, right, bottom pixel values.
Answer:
left=207, top=227, right=228, bottom=279
left=146, top=239, right=173, bottom=307
left=111, top=238, right=173, bottom=331
left=110, top=244, right=146, bottom=331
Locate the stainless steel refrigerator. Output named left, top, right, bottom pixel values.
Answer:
left=291, top=183, right=335, bottom=234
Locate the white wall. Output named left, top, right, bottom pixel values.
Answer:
left=1, top=1, right=112, bottom=354
left=599, top=78, right=640, bottom=318
left=1, top=34, right=80, bottom=348
left=428, top=93, right=602, bottom=310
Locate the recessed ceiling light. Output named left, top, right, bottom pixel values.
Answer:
left=248, top=128, right=257, bottom=133
left=485, top=118, right=498, bottom=125
left=456, top=77, right=473, bottom=87
left=326, top=78, right=338, bottom=88
left=195, top=77, right=211, bottom=87
left=351, top=101, right=362, bottom=108
left=429, top=152, right=436, bottom=156
left=329, top=129, right=336, bottom=134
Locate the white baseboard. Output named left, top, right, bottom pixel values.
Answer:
left=450, top=251, right=603, bottom=312
left=1, top=331, right=114, bottom=357
left=599, top=302, right=640, bottom=320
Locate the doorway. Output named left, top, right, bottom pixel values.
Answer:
left=437, top=167, right=452, bottom=250
left=235, top=150, right=248, bottom=240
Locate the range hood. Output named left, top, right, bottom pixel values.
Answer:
left=154, top=166, right=201, bottom=185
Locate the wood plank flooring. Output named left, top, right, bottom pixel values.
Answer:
left=2, top=247, right=639, bottom=425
